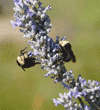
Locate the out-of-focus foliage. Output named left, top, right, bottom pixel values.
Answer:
left=0, top=0, right=100, bottom=110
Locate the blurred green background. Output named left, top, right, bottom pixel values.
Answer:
left=0, top=0, right=100, bottom=110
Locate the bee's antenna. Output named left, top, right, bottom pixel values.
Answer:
left=20, top=47, right=28, bottom=55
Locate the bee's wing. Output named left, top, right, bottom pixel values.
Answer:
left=64, top=43, right=76, bottom=62
left=62, top=54, right=71, bottom=62
left=68, top=50, right=76, bottom=62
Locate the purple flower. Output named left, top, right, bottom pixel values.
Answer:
left=82, top=90, right=87, bottom=97
left=28, top=51, right=34, bottom=57
left=50, top=38, right=55, bottom=49
left=96, top=81, right=100, bottom=86
left=84, top=104, right=91, bottom=110
left=46, top=6, right=51, bottom=10
left=74, top=90, right=82, bottom=99
left=31, top=25, right=36, bottom=29
left=61, top=82, right=71, bottom=90
left=68, top=91, right=74, bottom=99
left=15, top=18, right=23, bottom=26
left=10, top=20, right=17, bottom=28
left=13, top=0, right=22, bottom=5
left=26, top=0, right=29, bottom=3
left=52, top=99, right=61, bottom=107
left=11, top=0, right=100, bottom=109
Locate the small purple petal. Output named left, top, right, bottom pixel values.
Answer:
left=14, top=0, right=22, bottom=4
left=84, top=104, right=91, bottom=110
left=82, top=90, right=87, bottom=97
left=68, top=91, right=74, bottom=99
left=50, top=39, right=55, bottom=49
left=47, top=6, right=51, bottom=10
left=50, top=76, right=54, bottom=79
left=74, top=90, right=82, bottom=99
left=28, top=51, right=34, bottom=57
left=61, top=82, right=71, bottom=90
left=31, top=25, right=36, bottom=29
left=14, top=18, right=23, bottom=27
left=52, top=99, right=60, bottom=107
left=54, top=80, right=58, bottom=83
left=27, top=10, right=34, bottom=17
left=10, top=20, right=17, bottom=28
left=48, top=38, right=50, bottom=42
left=26, top=0, right=29, bottom=3
left=96, top=81, right=100, bottom=86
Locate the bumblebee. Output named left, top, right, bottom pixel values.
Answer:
left=16, top=47, right=40, bottom=71
left=59, top=41, right=76, bottom=63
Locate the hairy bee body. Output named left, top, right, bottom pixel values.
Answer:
left=59, top=41, right=76, bottom=63
left=16, top=47, right=40, bottom=71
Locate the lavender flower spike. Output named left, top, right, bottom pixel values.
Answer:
left=11, top=0, right=100, bottom=110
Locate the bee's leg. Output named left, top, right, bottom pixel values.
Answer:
left=21, top=66, right=25, bottom=71
left=35, top=62, right=41, bottom=65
